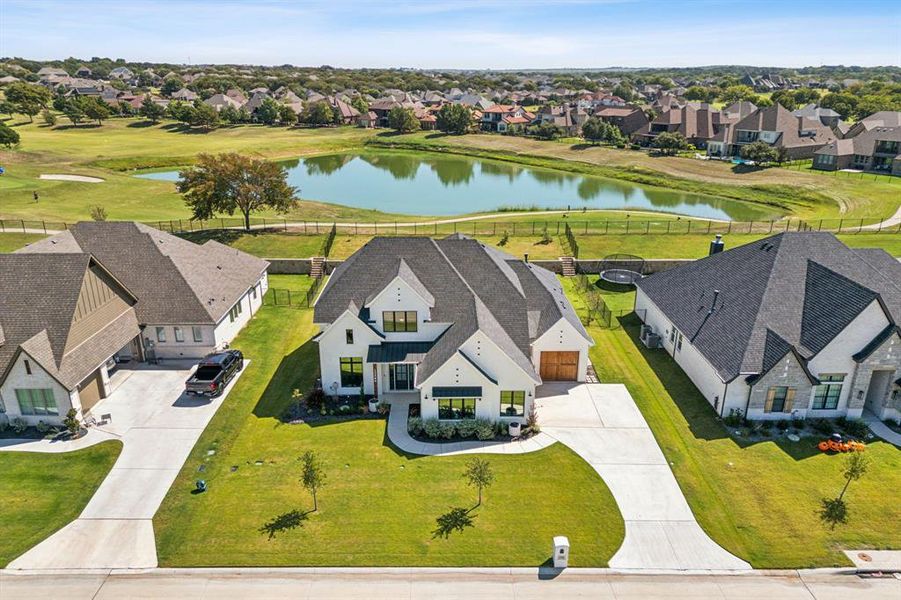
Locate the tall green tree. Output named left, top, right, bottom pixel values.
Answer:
left=581, top=117, right=605, bottom=144
left=83, top=97, right=111, bottom=125
left=652, top=131, right=690, bottom=155
left=303, top=101, right=334, bottom=126
left=62, top=98, right=87, bottom=126
left=255, top=97, right=281, bottom=125
left=177, top=152, right=297, bottom=230
left=0, top=122, right=20, bottom=148
left=387, top=106, right=420, bottom=133
left=278, top=104, right=298, bottom=126
left=140, top=97, right=166, bottom=123
left=5, top=82, right=51, bottom=122
left=740, top=140, right=779, bottom=165
left=436, top=103, right=471, bottom=135
left=191, top=102, right=220, bottom=129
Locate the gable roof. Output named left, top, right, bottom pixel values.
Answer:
left=314, top=236, right=591, bottom=384
left=636, top=233, right=901, bottom=382
left=0, top=254, right=140, bottom=389
left=18, top=222, right=269, bottom=325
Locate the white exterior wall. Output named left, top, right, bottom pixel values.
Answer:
left=145, top=273, right=267, bottom=360
left=805, top=300, right=889, bottom=419
left=365, top=276, right=446, bottom=342
left=530, top=318, right=592, bottom=382
left=636, top=288, right=730, bottom=414
left=0, top=353, right=73, bottom=425
left=317, top=310, right=383, bottom=396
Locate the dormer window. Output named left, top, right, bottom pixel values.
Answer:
left=383, top=311, right=417, bottom=333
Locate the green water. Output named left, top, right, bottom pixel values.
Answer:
left=137, top=150, right=781, bottom=221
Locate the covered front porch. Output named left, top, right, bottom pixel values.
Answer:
left=367, top=341, right=432, bottom=399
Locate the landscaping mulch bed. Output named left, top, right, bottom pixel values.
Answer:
left=281, top=392, right=387, bottom=425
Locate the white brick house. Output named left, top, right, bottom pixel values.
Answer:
left=313, top=235, right=592, bottom=423
left=635, top=233, right=901, bottom=422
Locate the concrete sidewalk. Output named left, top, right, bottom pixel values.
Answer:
left=6, top=363, right=247, bottom=570
left=1, top=567, right=898, bottom=599
left=537, top=383, right=751, bottom=571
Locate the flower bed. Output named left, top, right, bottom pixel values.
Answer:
left=406, top=404, right=538, bottom=443
left=281, top=388, right=388, bottom=424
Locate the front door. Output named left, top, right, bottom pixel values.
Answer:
left=389, top=364, right=415, bottom=391
left=864, top=370, right=894, bottom=416
left=540, top=351, right=579, bottom=381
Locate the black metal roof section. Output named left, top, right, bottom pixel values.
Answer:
left=853, top=325, right=901, bottom=362
left=432, top=386, right=482, bottom=398
left=366, top=341, right=435, bottom=364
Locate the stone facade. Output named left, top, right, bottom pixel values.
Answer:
left=848, top=332, right=901, bottom=421
left=747, top=352, right=814, bottom=419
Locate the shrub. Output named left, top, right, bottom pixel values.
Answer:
left=456, top=419, right=478, bottom=439
left=438, top=421, right=456, bottom=439
left=423, top=418, right=441, bottom=438
left=791, top=417, right=805, bottom=431
left=474, top=418, right=495, bottom=441
left=811, top=419, right=834, bottom=435
left=723, top=408, right=744, bottom=427
left=407, top=416, right=424, bottom=436
left=305, top=388, right=325, bottom=411
left=498, top=230, right=509, bottom=246
left=377, top=402, right=390, bottom=416
left=11, top=417, right=27, bottom=434
left=525, top=404, right=540, bottom=434
left=842, top=419, right=869, bottom=439
left=776, top=419, right=790, bottom=431
left=629, top=143, right=641, bottom=150
left=337, top=404, right=353, bottom=415
left=495, top=421, right=509, bottom=437
left=836, top=416, right=849, bottom=430
left=35, top=420, right=51, bottom=434
left=0, top=416, right=7, bottom=432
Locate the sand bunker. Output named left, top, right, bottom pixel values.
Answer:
left=39, top=174, right=105, bottom=183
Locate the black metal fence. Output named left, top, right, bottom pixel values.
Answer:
left=564, top=222, right=579, bottom=258
left=264, top=276, right=325, bottom=309
left=319, top=223, right=337, bottom=257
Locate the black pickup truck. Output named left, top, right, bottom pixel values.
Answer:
left=185, top=350, right=244, bottom=397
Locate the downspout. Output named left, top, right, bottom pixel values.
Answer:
left=720, top=381, right=729, bottom=418
left=743, top=381, right=754, bottom=419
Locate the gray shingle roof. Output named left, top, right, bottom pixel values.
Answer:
left=315, top=236, right=591, bottom=384
left=19, top=222, right=269, bottom=325
left=636, top=233, right=901, bottom=381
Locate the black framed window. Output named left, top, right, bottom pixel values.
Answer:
left=389, top=364, right=414, bottom=391
left=812, top=374, right=844, bottom=410
left=438, top=397, right=476, bottom=420
left=345, top=329, right=354, bottom=344
left=383, top=311, right=417, bottom=332
left=500, top=391, right=525, bottom=417
left=765, top=386, right=795, bottom=413
left=16, top=388, right=58, bottom=416
left=339, top=357, right=363, bottom=387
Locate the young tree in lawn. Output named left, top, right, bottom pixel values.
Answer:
left=83, top=97, right=111, bottom=125
left=436, top=103, right=471, bottom=135
left=463, top=458, right=494, bottom=506
left=0, top=100, right=16, bottom=118
left=300, top=450, right=326, bottom=512
left=388, top=106, right=420, bottom=133
left=140, top=96, right=166, bottom=123
left=0, top=122, right=20, bottom=148
left=651, top=131, right=690, bottom=155
left=41, top=109, right=57, bottom=127
left=819, top=451, right=870, bottom=530
left=177, top=152, right=297, bottom=231
left=740, top=140, right=779, bottom=166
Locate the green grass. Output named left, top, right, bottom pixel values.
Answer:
left=154, top=283, right=624, bottom=567
left=0, top=441, right=122, bottom=567
left=0, top=232, right=45, bottom=252
left=559, top=277, right=901, bottom=567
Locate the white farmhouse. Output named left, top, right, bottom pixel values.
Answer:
left=1, top=222, right=268, bottom=425
left=635, top=233, right=901, bottom=422
left=313, top=235, right=593, bottom=423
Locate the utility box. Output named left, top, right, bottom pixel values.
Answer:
left=553, top=536, right=570, bottom=568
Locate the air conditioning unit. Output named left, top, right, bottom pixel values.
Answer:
left=643, top=333, right=662, bottom=349
left=640, top=324, right=653, bottom=343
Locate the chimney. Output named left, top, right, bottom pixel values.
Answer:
left=523, top=253, right=529, bottom=263
left=709, top=234, right=725, bottom=256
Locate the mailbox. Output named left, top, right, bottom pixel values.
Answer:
left=553, top=535, right=570, bottom=568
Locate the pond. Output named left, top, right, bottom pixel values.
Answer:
left=136, top=150, right=780, bottom=221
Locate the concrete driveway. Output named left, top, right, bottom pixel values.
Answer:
left=7, top=362, right=246, bottom=570
left=537, top=383, right=751, bottom=571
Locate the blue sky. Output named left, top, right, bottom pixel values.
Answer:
left=1, top=0, right=899, bottom=68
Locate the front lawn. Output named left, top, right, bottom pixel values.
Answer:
left=0, top=232, right=46, bottom=253
left=560, top=277, right=901, bottom=567
left=154, top=277, right=624, bottom=567
left=0, top=441, right=122, bottom=566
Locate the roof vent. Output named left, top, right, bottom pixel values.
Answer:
left=709, top=234, right=725, bottom=255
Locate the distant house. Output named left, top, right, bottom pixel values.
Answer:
left=37, top=67, right=68, bottom=80
left=369, top=97, right=403, bottom=127
left=109, top=66, right=135, bottom=81
left=204, top=93, right=242, bottom=112
left=4, top=222, right=269, bottom=425
left=813, top=126, right=901, bottom=176
left=843, top=111, right=901, bottom=139
left=75, top=65, right=92, bottom=78
left=480, top=104, right=531, bottom=132
left=170, top=88, right=198, bottom=102
left=635, top=233, right=901, bottom=422
left=793, top=104, right=842, bottom=129
left=532, top=105, right=584, bottom=135
left=721, top=101, right=757, bottom=121
left=633, top=103, right=724, bottom=148
left=707, top=103, right=835, bottom=160
left=357, top=110, right=379, bottom=128
left=594, top=106, right=649, bottom=137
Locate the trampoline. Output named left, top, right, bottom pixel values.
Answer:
left=599, top=254, right=645, bottom=285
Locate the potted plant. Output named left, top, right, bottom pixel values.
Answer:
left=508, top=421, right=522, bottom=438
left=368, top=396, right=380, bottom=413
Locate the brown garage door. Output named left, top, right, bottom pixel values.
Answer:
left=78, top=371, right=104, bottom=413
left=540, top=351, right=579, bottom=381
